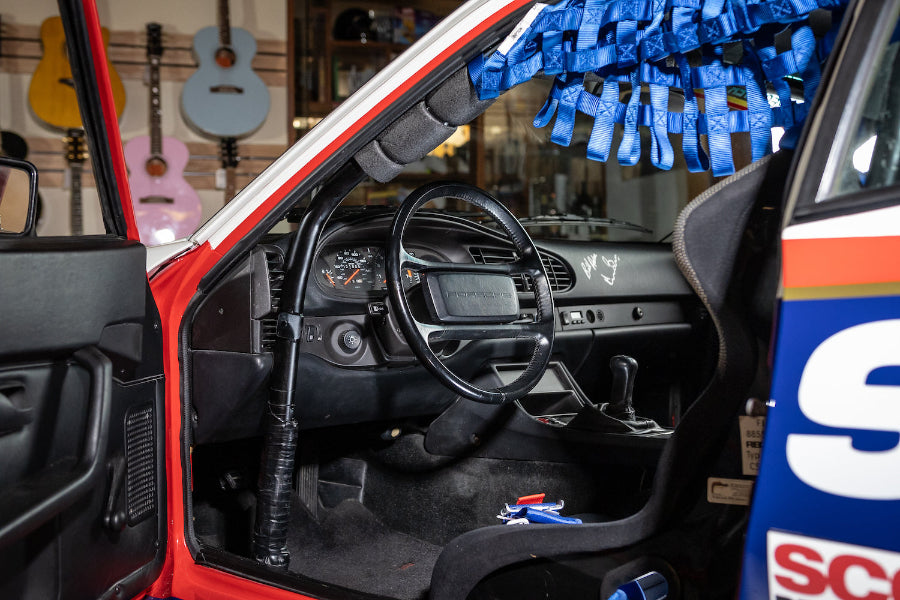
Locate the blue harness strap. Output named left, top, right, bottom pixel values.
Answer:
left=468, top=0, right=848, bottom=174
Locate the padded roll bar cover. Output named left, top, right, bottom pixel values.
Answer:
left=354, top=140, right=404, bottom=183
left=378, top=101, right=456, bottom=165
left=354, top=68, right=495, bottom=182
left=426, top=67, right=495, bottom=126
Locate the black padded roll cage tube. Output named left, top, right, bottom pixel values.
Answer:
left=250, top=62, right=500, bottom=566
left=251, top=161, right=366, bottom=566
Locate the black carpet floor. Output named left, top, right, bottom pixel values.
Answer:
left=285, top=499, right=441, bottom=600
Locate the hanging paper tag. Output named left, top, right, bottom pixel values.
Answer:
left=739, top=415, right=765, bottom=475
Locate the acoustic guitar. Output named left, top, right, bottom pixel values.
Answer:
left=0, top=17, right=41, bottom=227
left=181, top=0, right=270, bottom=138
left=63, top=129, right=87, bottom=235
left=28, top=16, right=126, bottom=129
left=124, top=23, right=202, bottom=245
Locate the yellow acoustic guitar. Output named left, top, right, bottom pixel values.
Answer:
left=28, top=16, right=125, bottom=129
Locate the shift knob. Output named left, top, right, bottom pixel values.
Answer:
left=607, top=355, right=638, bottom=420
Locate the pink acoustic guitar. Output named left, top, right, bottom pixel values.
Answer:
left=125, top=23, right=201, bottom=245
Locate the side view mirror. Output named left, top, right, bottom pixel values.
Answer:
left=0, top=156, right=38, bottom=236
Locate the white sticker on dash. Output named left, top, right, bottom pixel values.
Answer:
left=497, top=3, right=547, bottom=56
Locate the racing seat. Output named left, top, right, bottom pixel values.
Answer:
left=428, top=150, right=794, bottom=600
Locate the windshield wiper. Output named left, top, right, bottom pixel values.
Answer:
left=517, top=214, right=653, bottom=234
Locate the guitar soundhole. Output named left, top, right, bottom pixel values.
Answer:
left=145, top=156, right=168, bottom=177
left=215, top=47, right=236, bottom=68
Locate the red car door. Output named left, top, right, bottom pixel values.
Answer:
left=0, top=2, right=166, bottom=599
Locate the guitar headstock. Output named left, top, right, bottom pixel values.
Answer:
left=220, top=137, right=239, bottom=169
left=146, top=22, right=163, bottom=60
left=64, top=129, right=87, bottom=165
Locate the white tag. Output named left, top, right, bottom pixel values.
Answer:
left=497, top=3, right=546, bottom=56
left=739, top=415, right=765, bottom=475
left=215, top=168, right=226, bottom=190
left=707, top=477, right=753, bottom=506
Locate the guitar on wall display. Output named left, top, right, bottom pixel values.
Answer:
left=28, top=16, right=126, bottom=129
left=219, top=137, right=239, bottom=204
left=124, top=23, right=202, bottom=246
left=64, top=129, right=87, bottom=235
left=181, top=0, right=270, bottom=138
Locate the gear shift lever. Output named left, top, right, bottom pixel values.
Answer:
left=567, top=353, right=665, bottom=434
left=606, top=355, right=638, bottom=421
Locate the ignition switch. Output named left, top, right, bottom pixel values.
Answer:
left=339, top=328, right=362, bottom=352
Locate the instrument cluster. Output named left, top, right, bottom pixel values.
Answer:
left=315, top=244, right=424, bottom=296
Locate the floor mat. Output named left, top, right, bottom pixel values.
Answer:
left=286, top=498, right=441, bottom=600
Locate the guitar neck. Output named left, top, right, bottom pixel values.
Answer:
left=148, top=55, right=163, bottom=156
left=218, top=0, right=232, bottom=47
left=70, top=161, right=83, bottom=235
left=224, top=166, right=236, bottom=203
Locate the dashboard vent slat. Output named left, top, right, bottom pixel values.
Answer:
left=468, top=247, right=573, bottom=293
left=261, top=248, right=286, bottom=352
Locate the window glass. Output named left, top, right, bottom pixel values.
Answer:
left=829, top=24, right=900, bottom=198
left=341, top=77, right=755, bottom=243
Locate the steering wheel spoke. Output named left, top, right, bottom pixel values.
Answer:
left=417, top=321, right=536, bottom=343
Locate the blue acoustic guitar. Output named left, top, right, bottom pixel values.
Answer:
left=180, top=0, right=270, bottom=138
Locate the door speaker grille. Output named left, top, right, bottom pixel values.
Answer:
left=125, top=403, right=156, bottom=525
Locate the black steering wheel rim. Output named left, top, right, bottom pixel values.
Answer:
left=386, top=181, right=555, bottom=404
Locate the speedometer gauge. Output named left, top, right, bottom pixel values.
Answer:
left=319, top=246, right=386, bottom=293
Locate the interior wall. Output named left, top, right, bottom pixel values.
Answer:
left=1, top=0, right=288, bottom=236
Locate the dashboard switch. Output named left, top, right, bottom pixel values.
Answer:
left=560, top=310, right=585, bottom=325
left=368, top=301, right=388, bottom=316
left=340, top=329, right=363, bottom=352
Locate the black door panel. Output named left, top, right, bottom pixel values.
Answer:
left=0, top=238, right=146, bottom=359
left=0, top=238, right=165, bottom=599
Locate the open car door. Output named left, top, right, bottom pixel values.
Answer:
left=741, top=2, right=900, bottom=597
left=0, top=2, right=166, bottom=599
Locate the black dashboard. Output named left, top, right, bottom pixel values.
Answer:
left=189, top=209, right=705, bottom=443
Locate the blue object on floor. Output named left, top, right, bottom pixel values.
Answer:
left=606, top=571, right=669, bottom=600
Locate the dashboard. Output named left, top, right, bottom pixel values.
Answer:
left=190, top=209, right=704, bottom=439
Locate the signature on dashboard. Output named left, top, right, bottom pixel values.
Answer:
left=580, top=253, right=619, bottom=286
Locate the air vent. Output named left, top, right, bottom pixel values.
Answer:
left=265, top=250, right=285, bottom=313
left=469, top=246, right=518, bottom=264
left=540, top=253, right=573, bottom=292
left=261, top=249, right=285, bottom=351
left=125, top=403, right=156, bottom=525
left=468, top=247, right=574, bottom=293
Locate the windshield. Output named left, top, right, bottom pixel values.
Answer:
left=331, top=76, right=756, bottom=243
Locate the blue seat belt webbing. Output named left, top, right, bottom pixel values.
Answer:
left=469, top=0, right=848, bottom=174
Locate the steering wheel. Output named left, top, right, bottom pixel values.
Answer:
left=386, top=182, right=555, bottom=404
